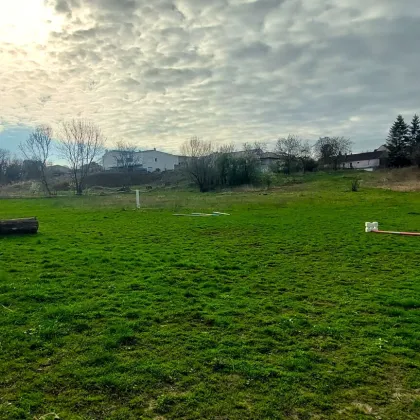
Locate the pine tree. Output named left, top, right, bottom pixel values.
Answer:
left=386, top=115, right=411, bottom=167
left=409, top=114, right=420, bottom=145
left=410, top=114, right=420, bottom=166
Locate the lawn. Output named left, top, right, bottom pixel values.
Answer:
left=1, top=178, right=420, bottom=419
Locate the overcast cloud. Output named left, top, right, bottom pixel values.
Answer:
left=1, top=0, right=420, bottom=153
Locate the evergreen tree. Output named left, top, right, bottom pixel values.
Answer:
left=386, top=115, right=411, bottom=167
left=409, top=114, right=420, bottom=146
left=410, top=114, right=420, bottom=166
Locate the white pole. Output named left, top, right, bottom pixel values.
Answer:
left=136, top=190, right=140, bottom=209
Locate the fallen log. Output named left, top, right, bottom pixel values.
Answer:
left=0, top=218, right=39, bottom=235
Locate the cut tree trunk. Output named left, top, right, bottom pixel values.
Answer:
left=0, top=218, right=39, bottom=235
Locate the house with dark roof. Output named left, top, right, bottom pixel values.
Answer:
left=258, top=152, right=282, bottom=172
left=341, top=145, right=388, bottom=171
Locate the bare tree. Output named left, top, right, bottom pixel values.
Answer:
left=214, top=143, right=262, bottom=187
left=19, top=125, right=53, bottom=195
left=314, top=136, right=352, bottom=170
left=240, top=143, right=262, bottom=184
left=181, top=137, right=216, bottom=192
left=113, top=141, right=140, bottom=189
left=315, top=137, right=335, bottom=167
left=216, top=143, right=235, bottom=186
left=114, top=141, right=140, bottom=171
left=181, top=139, right=265, bottom=190
left=57, top=119, right=105, bottom=195
left=250, top=141, right=267, bottom=155
left=276, top=135, right=303, bottom=174
left=218, top=143, right=235, bottom=154
left=332, top=136, right=352, bottom=169
left=298, top=140, right=317, bottom=173
left=0, top=148, right=10, bottom=184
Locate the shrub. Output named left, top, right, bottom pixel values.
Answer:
left=260, top=172, right=276, bottom=189
left=52, top=181, right=71, bottom=192
left=351, top=177, right=361, bottom=192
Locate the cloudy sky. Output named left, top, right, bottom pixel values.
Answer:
left=1, top=0, right=419, bottom=156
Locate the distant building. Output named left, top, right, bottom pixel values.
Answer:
left=259, top=152, right=282, bottom=172
left=47, top=165, right=71, bottom=177
left=375, top=145, right=388, bottom=152
left=102, top=149, right=181, bottom=172
left=341, top=145, right=388, bottom=171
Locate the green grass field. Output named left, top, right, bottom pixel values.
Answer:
left=1, top=177, right=420, bottom=419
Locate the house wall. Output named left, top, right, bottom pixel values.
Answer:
left=260, top=158, right=279, bottom=172
left=142, top=151, right=180, bottom=172
left=102, top=150, right=179, bottom=172
left=102, top=151, right=142, bottom=170
left=343, top=158, right=380, bottom=170
left=102, top=151, right=115, bottom=170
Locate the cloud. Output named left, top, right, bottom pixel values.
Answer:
left=1, top=0, right=420, bottom=154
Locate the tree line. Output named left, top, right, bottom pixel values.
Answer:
left=276, top=135, right=352, bottom=173
left=181, top=138, right=263, bottom=192
left=181, top=136, right=353, bottom=192
left=386, top=114, right=420, bottom=167
left=0, top=119, right=105, bottom=195
left=0, top=151, right=47, bottom=186
left=3, top=113, right=418, bottom=195
left=182, top=117, right=420, bottom=192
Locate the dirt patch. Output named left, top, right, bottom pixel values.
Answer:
left=368, top=167, right=420, bottom=191
left=378, top=182, right=420, bottom=192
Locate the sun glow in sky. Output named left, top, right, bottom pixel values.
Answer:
left=0, top=0, right=61, bottom=46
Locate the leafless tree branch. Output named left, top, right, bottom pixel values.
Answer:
left=114, top=141, right=140, bottom=171
left=181, top=137, right=216, bottom=192
left=57, top=119, right=105, bottom=195
left=0, top=148, right=10, bottom=184
left=314, top=136, right=352, bottom=170
left=19, top=125, right=53, bottom=195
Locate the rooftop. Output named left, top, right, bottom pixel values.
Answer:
left=342, top=150, right=385, bottom=162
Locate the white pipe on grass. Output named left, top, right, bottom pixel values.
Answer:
left=136, top=190, right=140, bottom=209
left=365, top=222, right=420, bottom=236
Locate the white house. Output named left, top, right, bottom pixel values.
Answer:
left=141, top=150, right=181, bottom=172
left=341, top=146, right=388, bottom=171
left=102, top=149, right=181, bottom=172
